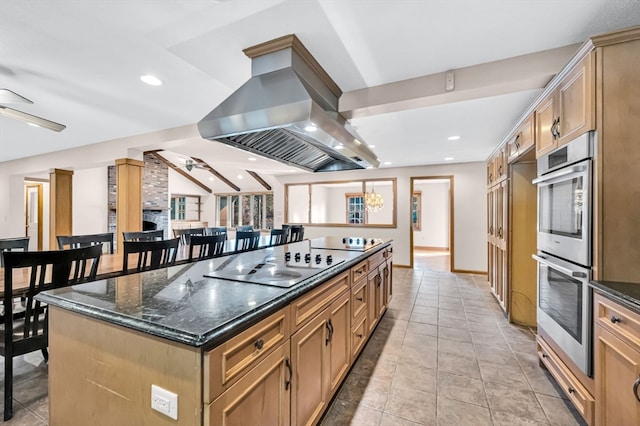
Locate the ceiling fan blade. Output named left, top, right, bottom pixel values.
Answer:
left=0, top=88, right=33, bottom=104
left=0, top=106, right=66, bottom=132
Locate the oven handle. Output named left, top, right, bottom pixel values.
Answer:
left=532, top=165, right=586, bottom=185
left=532, top=254, right=588, bottom=278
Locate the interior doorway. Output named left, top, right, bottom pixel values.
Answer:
left=25, top=182, right=44, bottom=250
left=410, top=176, right=453, bottom=272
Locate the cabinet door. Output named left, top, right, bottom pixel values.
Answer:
left=327, top=291, right=351, bottom=396
left=207, top=343, right=291, bottom=426
left=595, top=325, right=640, bottom=426
left=499, top=179, right=508, bottom=249
left=557, top=53, right=594, bottom=146
left=384, top=257, right=393, bottom=306
left=291, top=310, right=329, bottom=426
left=487, top=188, right=494, bottom=242
left=367, top=270, right=380, bottom=333
left=535, top=93, right=557, bottom=158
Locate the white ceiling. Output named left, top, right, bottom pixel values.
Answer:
left=1, top=0, right=639, bottom=176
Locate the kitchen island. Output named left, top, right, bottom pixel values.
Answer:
left=37, top=238, right=393, bottom=426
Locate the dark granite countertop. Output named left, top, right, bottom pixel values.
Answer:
left=37, top=239, right=391, bottom=350
left=589, top=280, right=640, bottom=313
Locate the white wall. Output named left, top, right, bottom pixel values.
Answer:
left=275, top=161, right=487, bottom=272
left=168, top=168, right=215, bottom=228
left=73, top=167, right=108, bottom=235
left=413, top=181, right=449, bottom=248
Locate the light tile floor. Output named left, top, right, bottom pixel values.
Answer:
left=320, top=259, right=587, bottom=426
left=1, top=253, right=586, bottom=425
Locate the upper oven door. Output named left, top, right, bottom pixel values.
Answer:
left=534, top=158, right=591, bottom=267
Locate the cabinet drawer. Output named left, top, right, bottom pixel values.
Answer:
left=538, top=336, right=595, bottom=425
left=351, top=260, right=368, bottom=283
left=204, top=306, right=290, bottom=403
left=291, top=270, right=350, bottom=331
left=351, top=275, right=368, bottom=320
left=351, top=313, right=368, bottom=359
left=368, top=250, right=385, bottom=270
left=594, top=292, right=640, bottom=352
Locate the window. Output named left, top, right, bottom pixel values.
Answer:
left=170, top=195, right=200, bottom=221
left=412, top=191, right=422, bottom=230
left=346, top=194, right=366, bottom=224
left=217, top=192, right=273, bottom=229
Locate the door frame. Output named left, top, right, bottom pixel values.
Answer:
left=409, top=176, right=454, bottom=271
left=24, top=182, right=44, bottom=250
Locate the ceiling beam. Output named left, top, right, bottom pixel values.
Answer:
left=246, top=170, right=272, bottom=191
left=191, top=157, right=241, bottom=192
left=148, top=151, right=212, bottom=194
left=339, top=44, right=581, bottom=119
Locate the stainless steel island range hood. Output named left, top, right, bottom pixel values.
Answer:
left=197, top=35, right=379, bottom=172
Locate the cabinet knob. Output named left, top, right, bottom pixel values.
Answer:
left=610, top=315, right=621, bottom=324
left=356, top=333, right=363, bottom=339
left=568, top=386, right=575, bottom=394
left=356, top=296, right=363, bottom=302
left=542, top=353, right=548, bottom=359
left=254, top=339, right=264, bottom=350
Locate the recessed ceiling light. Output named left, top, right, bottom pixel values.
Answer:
left=447, top=136, right=460, bottom=141
left=354, top=139, right=362, bottom=145
left=368, top=145, right=376, bottom=148
left=304, top=124, right=317, bottom=132
left=140, top=74, right=162, bottom=86
left=237, top=174, right=243, bottom=179
left=209, top=176, right=214, bottom=181
left=384, top=161, right=392, bottom=165
left=335, top=144, right=344, bottom=150
left=444, top=157, right=454, bottom=161
left=248, top=157, right=257, bottom=161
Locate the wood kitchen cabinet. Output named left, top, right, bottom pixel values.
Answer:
left=291, top=290, right=350, bottom=426
left=487, top=172, right=508, bottom=311
left=594, top=292, right=640, bottom=426
left=507, top=114, right=535, bottom=163
left=535, top=53, right=594, bottom=158
left=206, top=343, right=292, bottom=426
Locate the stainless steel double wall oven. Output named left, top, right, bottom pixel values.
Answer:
left=533, top=131, right=594, bottom=376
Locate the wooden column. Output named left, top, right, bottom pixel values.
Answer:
left=49, top=168, right=73, bottom=250
left=115, top=158, right=144, bottom=254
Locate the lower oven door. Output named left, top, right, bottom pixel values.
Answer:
left=533, top=252, right=592, bottom=376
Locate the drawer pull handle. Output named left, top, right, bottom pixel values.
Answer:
left=610, top=315, right=621, bottom=324
left=284, top=357, right=292, bottom=391
left=325, top=319, right=334, bottom=345
left=542, top=354, right=548, bottom=359
left=568, top=386, right=575, bottom=394
left=356, top=333, right=363, bottom=338
left=254, top=339, right=264, bottom=350
left=633, top=377, right=640, bottom=403
left=356, top=296, right=363, bottom=302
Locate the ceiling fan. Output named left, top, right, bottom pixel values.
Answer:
left=0, top=88, right=66, bottom=132
left=178, top=157, right=206, bottom=172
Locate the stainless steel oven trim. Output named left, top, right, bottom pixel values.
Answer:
left=535, top=252, right=592, bottom=376
left=532, top=164, right=588, bottom=185
left=536, top=158, right=591, bottom=267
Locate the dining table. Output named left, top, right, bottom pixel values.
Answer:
left=0, top=235, right=273, bottom=299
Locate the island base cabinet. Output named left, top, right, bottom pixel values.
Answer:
left=291, top=290, right=351, bottom=426
left=205, top=343, right=291, bottom=426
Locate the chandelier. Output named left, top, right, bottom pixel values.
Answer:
left=364, top=184, right=384, bottom=213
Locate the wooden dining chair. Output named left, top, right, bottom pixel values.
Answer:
left=122, top=238, right=179, bottom=272
left=188, top=234, right=226, bottom=261
left=234, top=231, right=261, bottom=252
left=269, top=229, right=287, bottom=246
left=288, top=225, right=305, bottom=243
left=1, top=244, right=102, bottom=421
left=0, top=237, right=30, bottom=268
left=56, top=232, right=115, bottom=254
left=173, top=228, right=205, bottom=245
left=122, top=230, right=164, bottom=242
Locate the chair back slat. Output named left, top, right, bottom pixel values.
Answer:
left=204, top=227, right=228, bottom=239
left=288, top=225, right=305, bottom=243
left=189, top=234, right=226, bottom=261
left=0, top=237, right=30, bottom=267
left=235, top=231, right=261, bottom=252
left=122, top=238, right=179, bottom=272
left=57, top=233, right=114, bottom=254
left=122, top=230, right=164, bottom=242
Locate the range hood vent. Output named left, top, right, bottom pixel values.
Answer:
left=197, top=35, right=379, bottom=172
